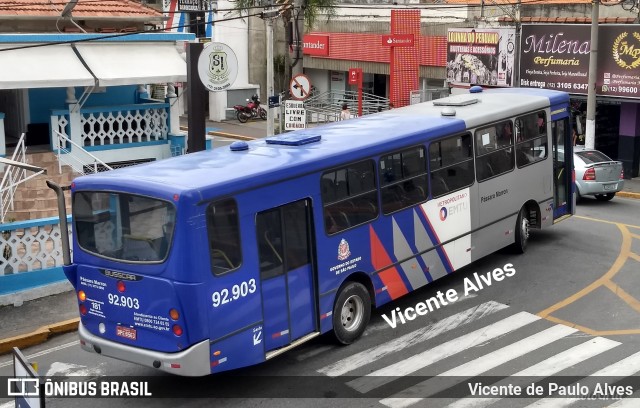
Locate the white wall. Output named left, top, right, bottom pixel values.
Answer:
left=208, top=1, right=260, bottom=121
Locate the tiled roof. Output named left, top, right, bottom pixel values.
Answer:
left=0, top=0, right=162, bottom=18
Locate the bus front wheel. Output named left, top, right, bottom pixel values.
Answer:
left=512, top=207, right=530, bottom=254
left=332, top=282, right=371, bottom=345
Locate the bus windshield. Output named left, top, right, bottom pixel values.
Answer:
left=73, top=191, right=176, bottom=263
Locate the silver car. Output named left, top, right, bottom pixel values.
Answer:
left=574, top=147, right=624, bottom=201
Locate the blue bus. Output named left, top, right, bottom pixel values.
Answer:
left=50, top=87, right=574, bottom=376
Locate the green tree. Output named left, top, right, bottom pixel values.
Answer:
left=230, top=0, right=337, bottom=79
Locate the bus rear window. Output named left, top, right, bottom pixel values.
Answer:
left=207, top=199, right=242, bottom=275
left=73, top=192, right=176, bottom=263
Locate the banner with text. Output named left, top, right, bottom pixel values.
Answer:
left=446, top=28, right=516, bottom=87
left=520, top=24, right=640, bottom=99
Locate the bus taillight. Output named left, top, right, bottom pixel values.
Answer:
left=169, top=309, right=180, bottom=320
left=78, top=290, right=86, bottom=302
left=117, top=281, right=126, bottom=293
left=79, top=304, right=88, bottom=315
left=172, top=324, right=183, bottom=336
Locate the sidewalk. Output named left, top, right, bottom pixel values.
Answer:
left=1, top=119, right=639, bottom=354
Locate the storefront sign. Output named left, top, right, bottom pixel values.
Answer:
left=519, top=25, right=590, bottom=94
left=303, top=35, right=329, bottom=56
left=597, top=25, right=640, bottom=98
left=446, top=27, right=516, bottom=87
left=382, top=34, right=415, bottom=47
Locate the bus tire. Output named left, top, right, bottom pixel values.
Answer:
left=332, top=282, right=371, bottom=345
left=512, top=207, right=529, bottom=254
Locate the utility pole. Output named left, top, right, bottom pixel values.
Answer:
left=262, top=5, right=279, bottom=136
left=585, top=0, right=599, bottom=149
left=291, top=0, right=304, bottom=78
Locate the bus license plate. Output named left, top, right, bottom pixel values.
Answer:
left=116, top=326, right=137, bottom=340
left=604, top=183, right=617, bottom=191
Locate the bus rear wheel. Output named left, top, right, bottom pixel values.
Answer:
left=512, top=207, right=530, bottom=254
left=332, top=282, right=371, bottom=345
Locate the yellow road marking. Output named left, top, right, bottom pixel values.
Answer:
left=574, top=215, right=640, bottom=230
left=537, top=217, right=640, bottom=335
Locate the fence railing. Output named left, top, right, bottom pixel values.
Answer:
left=303, top=91, right=390, bottom=123
left=0, top=216, right=72, bottom=276
left=0, top=134, right=46, bottom=223
left=54, top=130, right=113, bottom=176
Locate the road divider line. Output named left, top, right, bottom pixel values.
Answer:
left=537, top=223, right=631, bottom=320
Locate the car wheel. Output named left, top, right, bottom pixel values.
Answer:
left=332, top=282, right=371, bottom=345
left=595, top=193, right=615, bottom=201
left=237, top=111, right=249, bottom=123
left=575, top=187, right=582, bottom=203
left=511, top=206, right=529, bottom=254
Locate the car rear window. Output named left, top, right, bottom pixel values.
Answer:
left=576, top=150, right=612, bottom=164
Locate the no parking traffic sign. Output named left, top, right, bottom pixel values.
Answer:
left=289, top=74, right=311, bottom=101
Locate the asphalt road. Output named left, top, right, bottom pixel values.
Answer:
left=1, top=196, right=639, bottom=408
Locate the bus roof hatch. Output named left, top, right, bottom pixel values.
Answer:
left=265, top=133, right=322, bottom=146
left=433, top=95, right=479, bottom=107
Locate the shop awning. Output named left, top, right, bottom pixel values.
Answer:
left=0, top=43, right=95, bottom=89
left=74, top=42, right=187, bottom=87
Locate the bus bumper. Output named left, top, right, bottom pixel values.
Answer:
left=78, top=322, right=211, bottom=376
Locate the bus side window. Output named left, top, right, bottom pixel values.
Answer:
left=475, top=121, right=514, bottom=182
left=207, top=198, right=242, bottom=275
left=429, top=133, right=474, bottom=197
left=321, top=160, right=378, bottom=234
left=379, top=146, right=428, bottom=215
left=515, top=111, right=548, bottom=168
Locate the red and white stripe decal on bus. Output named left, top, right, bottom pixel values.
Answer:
left=272, top=329, right=290, bottom=339
left=320, top=311, right=333, bottom=320
left=417, top=205, right=454, bottom=273
left=369, top=225, right=409, bottom=300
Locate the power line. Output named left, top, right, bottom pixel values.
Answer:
left=0, top=9, right=264, bottom=53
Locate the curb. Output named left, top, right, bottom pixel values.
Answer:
left=616, top=191, right=640, bottom=200
left=0, top=318, right=79, bottom=355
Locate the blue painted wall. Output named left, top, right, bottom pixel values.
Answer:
left=28, top=86, right=138, bottom=125
left=29, top=88, right=67, bottom=124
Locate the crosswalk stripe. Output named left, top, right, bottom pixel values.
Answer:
left=346, top=311, right=540, bottom=394
left=379, top=324, right=579, bottom=408
left=522, top=350, right=640, bottom=407
left=318, top=300, right=508, bottom=377
left=445, top=337, right=621, bottom=408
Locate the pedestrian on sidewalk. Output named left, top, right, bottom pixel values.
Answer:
left=340, top=103, right=351, bottom=121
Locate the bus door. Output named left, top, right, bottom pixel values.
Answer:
left=551, top=117, right=572, bottom=219
left=256, top=199, right=317, bottom=352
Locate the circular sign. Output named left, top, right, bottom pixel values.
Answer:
left=289, top=74, right=311, bottom=100
left=197, top=42, right=239, bottom=92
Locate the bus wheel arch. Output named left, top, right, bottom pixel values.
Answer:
left=512, top=200, right=538, bottom=253
left=331, top=273, right=373, bottom=345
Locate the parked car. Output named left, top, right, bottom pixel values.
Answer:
left=573, top=147, right=624, bottom=202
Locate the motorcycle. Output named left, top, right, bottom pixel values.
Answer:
left=233, top=95, right=267, bottom=123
